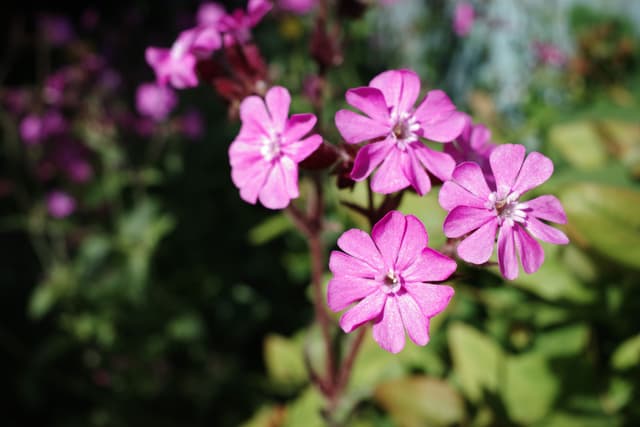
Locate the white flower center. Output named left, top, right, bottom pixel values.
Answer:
left=260, top=133, right=282, bottom=161
left=382, top=269, right=402, bottom=293
left=391, top=112, right=420, bottom=150
left=487, top=190, right=528, bottom=227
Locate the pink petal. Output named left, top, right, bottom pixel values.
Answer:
left=372, top=296, right=405, bottom=353
left=412, top=144, right=456, bottom=182
left=497, top=225, right=519, bottom=280
left=511, top=152, right=553, bottom=195
left=443, top=206, right=495, bottom=238
left=327, top=276, right=379, bottom=312
left=282, top=134, right=323, bottom=163
left=514, top=226, right=544, bottom=274
left=238, top=164, right=270, bottom=204
left=456, top=218, right=498, bottom=264
left=414, top=90, right=465, bottom=142
left=470, top=124, right=491, bottom=151
left=350, top=137, right=395, bottom=182
left=340, top=291, right=387, bottom=333
left=283, top=113, right=317, bottom=143
left=265, top=86, right=291, bottom=133
left=369, top=69, right=416, bottom=114
left=421, top=111, right=467, bottom=143
left=145, top=47, right=168, bottom=69
left=402, top=149, right=432, bottom=196
left=337, top=229, right=384, bottom=269
left=451, top=162, right=492, bottom=199
left=335, top=109, right=390, bottom=144
left=345, top=87, right=390, bottom=123
left=490, top=144, right=525, bottom=194
left=526, top=217, right=569, bottom=244
left=525, top=195, right=567, bottom=224
left=438, top=181, right=488, bottom=211
left=191, top=26, right=222, bottom=56
left=402, top=248, right=457, bottom=282
left=258, top=162, right=292, bottom=209
left=279, top=157, right=299, bottom=199
left=230, top=151, right=265, bottom=187
left=247, top=0, right=272, bottom=26
left=371, top=211, right=406, bottom=271
left=329, top=251, right=378, bottom=278
left=395, top=215, right=428, bottom=271
left=396, top=292, right=429, bottom=346
left=371, top=148, right=411, bottom=194
left=403, top=282, right=454, bottom=317
left=240, top=95, right=271, bottom=135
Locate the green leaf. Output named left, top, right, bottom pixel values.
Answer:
left=28, top=264, right=75, bottom=319
left=248, top=214, right=293, bottom=245
left=560, top=183, right=640, bottom=269
left=502, top=354, right=558, bottom=424
left=548, top=121, right=608, bottom=170
left=398, top=191, right=447, bottom=249
left=240, top=406, right=286, bottom=427
left=282, top=387, right=325, bottom=427
left=533, top=323, right=590, bottom=357
left=611, top=334, right=640, bottom=370
left=166, top=313, right=204, bottom=342
left=374, top=376, right=466, bottom=427
left=447, top=323, right=503, bottom=401
left=263, top=334, right=307, bottom=388
left=539, top=412, right=621, bottom=427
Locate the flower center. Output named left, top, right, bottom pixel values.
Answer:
left=488, top=191, right=528, bottom=226
left=261, top=133, right=282, bottom=161
left=391, top=112, right=420, bottom=150
left=382, top=269, right=402, bottom=293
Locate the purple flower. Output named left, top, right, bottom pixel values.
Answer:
left=145, top=30, right=199, bottom=89
left=334, top=69, right=466, bottom=196
left=444, top=114, right=495, bottom=185
left=47, top=191, right=76, bottom=218
left=19, top=111, right=67, bottom=145
left=38, top=14, right=75, bottom=46
left=179, top=109, right=205, bottom=140
left=228, top=86, right=322, bottom=209
left=453, top=2, right=475, bottom=37
left=219, top=0, right=272, bottom=44
left=439, top=144, right=569, bottom=280
left=278, top=0, right=317, bottom=15
left=197, top=2, right=226, bottom=27
left=328, top=211, right=456, bottom=353
left=136, top=83, right=178, bottom=122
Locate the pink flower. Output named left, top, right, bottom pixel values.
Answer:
left=197, top=2, right=226, bottom=27
left=334, top=69, right=466, bottom=196
left=453, top=2, right=475, bottom=37
left=533, top=41, right=567, bottom=68
left=219, top=0, right=272, bottom=44
left=444, top=114, right=495, bottom=185
left=328, top=211, right=456, bottom=353
left=19, top=111, right=67, bottom=145
left=47, top=190, right=76, bottom=218
left=228, top=86, right=322, bottom=209
left=145, top=30, right=199, bottom=89
left=278, top=0, right=317, bottom=15
left=439, top=144, right=569, bottom=280
left=136, top=83, right=177, bottom=121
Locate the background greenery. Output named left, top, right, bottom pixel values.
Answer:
left=1, top=1, right=639, bottom=426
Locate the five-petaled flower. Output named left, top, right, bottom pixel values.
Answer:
left=334, top=69, right=466, bottom=196
left=439, top=144, right=569, bottom=280
left=228, top=86, right=322, bottom=209
left=145, top=30, right=199, bottom=89
left=328, top=211, right=456, bottom=353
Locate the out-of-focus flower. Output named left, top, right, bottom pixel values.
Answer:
left=38, top=14, right=75, bottom=46
left=179, top=109, right=205, bottom=140
left=47, top=190, right=76, bottom=218
left=439, top=144, right=569, bottom=280
left=334, top=69, right=465, bottom=195
left=444, top=114, right=495, bottom=185
left=533, top=41, right=567, bottom=67
left=219, top=0, right=272, bottom=44
left=197, top=2, right=226, bottom=26
left=145, top=30, right=199, bottom=89
left=453, top=2, right=475, bottom=37
left=50, top=139, right=93, bottom=183
left=328, top=211, right=456, bottom=354
left=136, top=83, right=178, bottom=122
left=228, top=86, right=322, bottom=209
left=19, top=111, right=67, bottom=145
left=278, top=0, right=317, bottom=15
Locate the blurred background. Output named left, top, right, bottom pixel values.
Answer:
left=1, top=0, right=639, bottom=426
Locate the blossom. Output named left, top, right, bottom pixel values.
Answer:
left=179, top=109, right=205, bottom=140
left=145, top=30, right=199, bottom=89
left=19, top=111, right=67, bottom=145
left=228, top=86, right=322, bottom=209
left=453, top=2, right=475, bottom=37
left=439, top=144, right=569, bottom=280
left=219, top=0, right=272, bottom=44
left=197, top=2, right=226, bottom=27
left=47, top=190, right=76, bottom=218
left=278, top=0, right=317, bottom=15
left=328, top=211, right=456, bottom=353
left=444, top=114, right=495, bottom=185
left=135, top=83, right=177, bottom=122
left=334, top=69, right=466, bottom=196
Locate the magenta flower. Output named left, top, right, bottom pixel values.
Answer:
left=47, top=190, right=76, bottom=218
left=328, top=211, right=456, bottom=353
left=278, top=0, right=317, bottom=15
left=444, top=114, right=495, bottom=185
left=439, top=144, right=569, bottom=280
left=453, top=2, right=475, bottom=37
left=197, top=2, right=226, bottom=27
left=219, top=0, right=272, bottom=44
left=136, top=83, right=177, bottom=122
left=334, top=69, right=466, bottom=196
left=145, top=30, right=199, bottom=89
left=228, top=86, right=322, bottom=209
